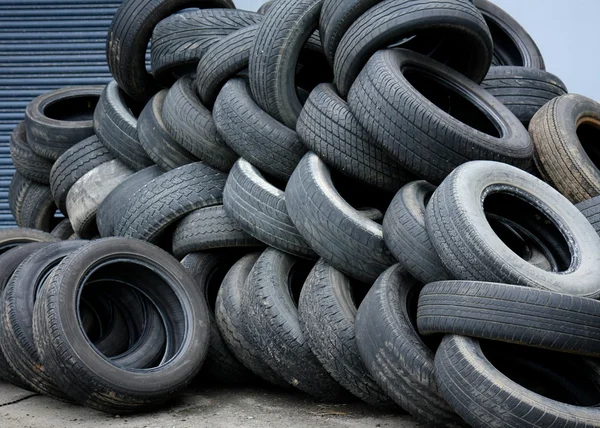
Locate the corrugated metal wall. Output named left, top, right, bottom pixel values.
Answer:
left=0, top=0, right=121, bottom=227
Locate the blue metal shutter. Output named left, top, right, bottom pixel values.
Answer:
left=0, top=0, right=122, bottom=227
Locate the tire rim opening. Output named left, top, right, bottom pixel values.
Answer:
left=288, top=260, right=314, bottom=308
left=577, top=118, right=600, bottom=169
left=482, top=16, right=523, bottom=66
left=44, top=95, right=99, bottom=121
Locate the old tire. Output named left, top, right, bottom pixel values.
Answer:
left=9, top=172, right=57, bottom=232
left=9, top=123, right=53, bottom=184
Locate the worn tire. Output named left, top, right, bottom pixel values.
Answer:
left=223, top=158, right=315, bottom=258
left=249, top=0, right=323, bottom=128
left=66, top=160, right=134, bottom=238
left=32, top=238, right=211, bottom=413
left=9, top=123, right=53, bottom=184
left=0, top=228, right=59, bottom=254
left=297, top=83, right=413, bottom=191
left=482, top=66, right=567, bottom=127
left=137, top=90, right=197, bottom=171
left=172, top=205, right=263, bottom=259
left=426, top=161, right=600, bottom=298
left=51, top=219, right=75, bottom=240
left=383, top=181, right=451, bottom=284
left=9, top=172, right=57, bottom=232
left=299, top=259, right=394, bottom=407
left=348, top=49, right=533, bottom=184
left=96, top=166, right=163, bottom=238
left=334, top=0, right=493, bottom=96
left=115, top=162, right=227, bottom=243
left=162, top=75, right=237, bottom=172
left=50, top=135, right=115, bottom=215
left=474, top=0, right=545, bottom=69
left=286, top=152, right=395, bottom=282
left=215, top=252, right=287, bottom=387
left=355, top=264, right=460, bottom=425
left=94, top=81, right=153, bottom=171
left=106, top=0, right=235, bottom=100
left=577, top=196, right=600, bottom=236
left=530, top=94, right=600, bottom=203
left=213, top=78, right=306, bottom=181
left=241, top=248, right=347, bottom=400
left=150, top=9, right=261, bottom=85
left=25, top=86, right=103, bottom=161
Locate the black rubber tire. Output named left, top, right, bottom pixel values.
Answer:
left=354, top=264, right=460, bottom=425
left=249, top=0, right=323, bottom=128
left=215, top=252, right=288, bottom=387
left=115, top=162, right=227, bottom=243
left=257, top=0, right=275, bottom=14
left=137, top=90, right=198, bottom=171
left=286, top=152, right=395, bottom=283
left=9, top=172, right=57, bottom=232
left=66, top=160, right=134, bottom=239
left=181, top=251, right=255, bottom=384
left=32, top=238, right=211, bottom=413
left=577, top=196, right=600, bottom=236
left=106, top=0, right=235, bottom=101
left=530, top=94, right=600, bottom=203
left=162, top=75, right=237, bottom=172
left=348, top=49, right=533, bottom=184
left=0, top=242, right=52, bottom=388
left=383, top=181, right=451, bottom=284
left=213, top=78, right=306, bottom=181
left=223, top=158, right=316, bottom=258
left=93, top=81, right=153, bottom=171
left=172, top=205, right=264, bottom=259
left=474, top=0, right=545, bottom=69
left=241, top=248, right=347, bottom=400
left=426, top=161, right=600, bottom=299
left=296, top=83, right=413, bottom=191
left=298, top=259, right=395, bottom=407
left=418, top=280, right=600, bottom=357
left=51, top=219, right=75, bottom=240
left=96, top=165, right=164, bottom=238
left=482, top=66, right=567, bottom=127
left=195, top=25, right=259, bottom=107
left=0, top=240, right=87, bottom=400
left=0, top=228, right=59, bottom=254
left=150, top=9, right=261, bottom=85
left=9, top=122, right=53, bottom=184
left=435, top=335, right=600, bottom=428
left=49, top=135, right=115, bottom=215
left=25, top=86, right=103, bottom=161
left=333, top=0, right=493, bottom=97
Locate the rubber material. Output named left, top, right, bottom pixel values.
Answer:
left=10, top=122, right=53, bottom=184
left=51, top=219, right=75, bottom=240
left=577, top=196, right=600, bottom=236
left=9, top=172, right=57, bottom=232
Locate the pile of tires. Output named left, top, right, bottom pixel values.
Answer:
left=4, top=0, right=600, bottom=424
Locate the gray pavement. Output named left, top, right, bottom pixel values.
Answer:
left=0, top=382, right=421, bottom=428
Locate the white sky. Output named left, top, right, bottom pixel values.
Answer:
left=234, top=0, right=599, bottom=101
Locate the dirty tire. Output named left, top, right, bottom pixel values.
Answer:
left=106, top=0, right=235, bottom=100
left=482, top=66, right=567, bottom=126
left=223, top=158, right=316, bottom=258
left=96, top=166, right=163, bottom=238
left=299, top=259, right=395, bottom=407
left=50, top=135, right=115, bottom=215
left=172, top=205, right=264, bottom=259
left=0, top=228, right=59, bottom=254
left=383, top=181, right=451, bottom=284
left=9, top=123, right=53, bottom=184
left=162, top=75, right=237, bottom=172
left=50, top=219, right=75, bottom=240
left=577, top=196, right=600, bottom=236
left=241, top=248, right=347, bottom=400
left=115, top=162, right=227, bottom=243
left=9, top=172, right=57, bottom=232
left=137, top=90, right=197, bottom=171
left=32, top=238, right=211, bottom=413
left=347, top=49, right=533, bottom=184
left=213, top=78, right=306, bottom=181
left=355, top=264, right=460, bottom=425
left=66, top=160, right=133, bottom=238
left=93, top=81, right=153, bottom=171
left=286, top=152, right=395, bottom=282
left=530, top=94, right=600, bottom=203
left=215, top=252, right=288, bottom=387
left=418, top=280, right=600, bottom=357
left=425, top=161, right=600, bottom=298
left=297, top=83, right=412, bottom=191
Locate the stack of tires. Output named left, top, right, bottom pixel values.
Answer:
left=4, top=0, right=600, bottom=425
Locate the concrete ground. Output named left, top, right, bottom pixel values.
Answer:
left=0, top=382, right=421, bottom=428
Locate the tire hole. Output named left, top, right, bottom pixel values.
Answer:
left=578, top=119, right=600, bottom=169
left=287, top=260, right=314, bottom=308
left=44, top=95, right=99, bottom=122
left=483, top=17, right=523, bottom=66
